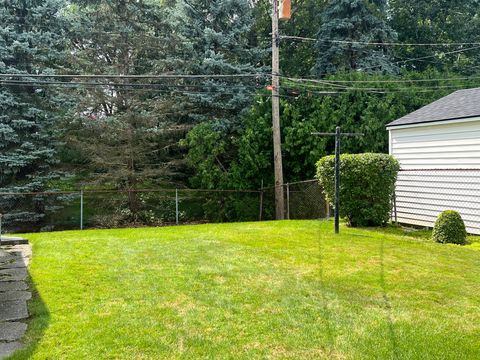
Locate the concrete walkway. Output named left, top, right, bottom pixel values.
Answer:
left=0, top=239, right=31, bottom=359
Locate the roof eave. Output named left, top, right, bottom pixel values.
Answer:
left=386, top=115, right=480, bottom=130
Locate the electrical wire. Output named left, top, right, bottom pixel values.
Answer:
left=0, top=73, right=269, bottom=79
left=280, top=35, right=480, bottom=47
left=0, top=79, right=266, bottom=90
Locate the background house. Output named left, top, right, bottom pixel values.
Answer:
left=387, top=88, right=480, bottom=234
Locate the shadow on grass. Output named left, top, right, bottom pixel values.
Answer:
left=317, top=223, right=336, bottom=353
left=379, top=234, right=399, bottom=359
left=9, top=270, right=50, bottom=359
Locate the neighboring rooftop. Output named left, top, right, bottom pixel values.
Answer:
left=387, top=88, right=480, bottom=127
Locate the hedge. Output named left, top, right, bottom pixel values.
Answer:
left=432, top=210, right=467, bottom=245
left=316, top=153, right=400, bottom=227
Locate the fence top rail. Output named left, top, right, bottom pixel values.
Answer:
left=260, top=179, right=318, bottom=190
left=400, top=168, right=480, bottom=172
left=0, top=188, right=261, bottom=196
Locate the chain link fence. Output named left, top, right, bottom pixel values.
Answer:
left=0, top=180, right=328, bottom=233
left=393, top=169, right=480, bottom=234
left=260, top=179, right=330, bottom=221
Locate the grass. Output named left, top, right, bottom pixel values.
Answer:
left=10, top=220, right=480, bottom=359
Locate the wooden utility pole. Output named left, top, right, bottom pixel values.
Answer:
left=272, top=0, right=285, bottom=220
left=312, top=127, right=363, bottom=234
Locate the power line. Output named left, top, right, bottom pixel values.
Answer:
left=0, top=79, right=316, bottom=99
left=280, top=35, right=480, bottom=47
left=357, top=45, right=480, bottom=72
left=282, top=74, right=480, bottom=85
left=3, top=78, right=479, bottom=95
left=0, top=73, right=269, bottom=80
left=0, top=79, right=266, bottom=90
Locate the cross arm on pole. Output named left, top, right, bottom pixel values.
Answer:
left=311, top=132, right=364, bottom=137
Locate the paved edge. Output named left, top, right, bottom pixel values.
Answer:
left=0, top=242, right=32, bottom=359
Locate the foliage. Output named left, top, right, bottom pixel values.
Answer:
left=389, top=0, right=480, bottom=74
left=61, top=0, right=187, bottom=220
left=174, top=0, right=266, bottom=127
left=172, top=0, right=269, bottom=191
left=432, top=210, right=467, bottom=245
left=316, top=153, right=400, bottom=226
left=253, top=0, right=325, bottom=77
left=18, top=221, right=480, bottom=359
left=0, top=0, right=70, bottom=228
left=313, top=0, right=398, bottom=76
left=185, top=71, right=463, bottom=190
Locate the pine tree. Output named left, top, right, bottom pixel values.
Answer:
left=177, top=0, right=267, bottom=188
left=313, top=0, right=398, bottom=76
left=63, top=0, right=186, bottom=222
left=175, top=0, right=267, bottom=128
left=0, top=0, right=69, bottom=230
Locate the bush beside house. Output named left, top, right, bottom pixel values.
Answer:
left=316, top=153, right=400, bottom=227
left=432, top=210, right=467, bottom=245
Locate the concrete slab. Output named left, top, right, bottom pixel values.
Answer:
left=0, top=268, right=27, bottom=282
left=0, top=322, right=27, bottom=341
left=0, top=236, right=28, bottom=245
left=4, top=245, right=31, bottom=259
left=0, top=300, right=28, bottom=321
left=0, top=341, right=22, bottom=359
left=0, top=291, right=31, bottom=302
left=0, top=282, right=28, bottom=292
left=0, top=250, right=15, bottom=261
left=0, top=258, right=27, bottom=269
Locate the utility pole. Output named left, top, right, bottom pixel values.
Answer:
left=312, top=127, right=363, bottom=234
left=272, top=0, right=285, bottom=220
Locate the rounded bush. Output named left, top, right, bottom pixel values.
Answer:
left=316, top=153, right=399, bottom=227
left=432, top=210, right=467, bottom=245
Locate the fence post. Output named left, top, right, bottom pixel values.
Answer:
left=286, top=183, right=290, bottom=220
left=0, top=214, right=2, bottom=245
left=175, top=189, right=179, bottom=225
left=393, top=192, right=398, bottom=225
left=259, top=180, right=264, bottom=221
left=80, top=190, right=84, bottom=230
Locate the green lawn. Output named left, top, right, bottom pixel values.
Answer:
left=11, top=220, right=480, bottom=359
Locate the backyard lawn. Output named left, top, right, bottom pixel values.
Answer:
left=10, top=220, right=480, bottom=359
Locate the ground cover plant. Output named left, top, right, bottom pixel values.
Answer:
left=12, top=221, right=480, bottom=359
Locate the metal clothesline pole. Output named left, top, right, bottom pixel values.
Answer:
left=312, top=127, right=364, bottom=234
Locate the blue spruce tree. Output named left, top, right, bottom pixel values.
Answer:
left=0, top=0, right=68, bottom=231
left=178, top=0, right=268, bottom=188
left=313, top=0, right=398, bottom=76
left=175, top=0, right=267, bottom=128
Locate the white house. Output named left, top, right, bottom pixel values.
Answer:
left=386, top=88, right=480, bottom=234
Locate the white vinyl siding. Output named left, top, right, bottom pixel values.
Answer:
left=390, top=120, right=480, bottom=169
left=389, top=119, right=480, bottom=234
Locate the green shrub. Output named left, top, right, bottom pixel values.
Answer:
left=316, top=153, right=399, bottom=227
left=432, top=210, right=467, bottom=245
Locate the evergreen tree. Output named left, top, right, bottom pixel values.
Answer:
left=313, top=0, right=398, bottom=76
left=390, top=0, right=480, bottom=73
left=175, top=0, right=266, bottom=126
left=253, top=0, right=326, bottom=77
left=0, top=0, right=68, bottom=230
left=63, top=0, right=186, bottom=222
left=178, top=0, right=267, bottom=187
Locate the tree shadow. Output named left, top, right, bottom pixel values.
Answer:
left=379, top=235, right=399, bottom=359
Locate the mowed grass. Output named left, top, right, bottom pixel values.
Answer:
left=10, top=220, right=480, bottom=359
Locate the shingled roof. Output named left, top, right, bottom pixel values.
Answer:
left=386, top=88, right=480, bottom=128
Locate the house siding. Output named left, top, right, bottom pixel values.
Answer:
left=389, top=120, right=480, bottom=234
